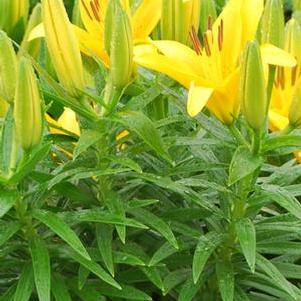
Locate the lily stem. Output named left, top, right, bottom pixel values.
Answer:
left=252, top=129, right=261, bottom=155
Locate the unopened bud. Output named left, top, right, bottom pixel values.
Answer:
left=108, top=2, right=133, bottom=89
left=161, top=0, right=200, bottom=45
left=240, top=40, right=267, bottom=131
left=285, top=17, right=301, bottom=63
left=19, top=4, right=42, bottom=59
left=0, top=30, right=17, bottom=104
left=199, top=0, right=217, bottom=36
left=261, top=0, right=285, bottom=48
left=42, top=0, right=85, bottom=97
left=289, top=80, right=301, bottom=127
left=14, top=58, right=43, bottom=151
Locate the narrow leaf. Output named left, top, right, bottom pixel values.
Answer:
left=32, top=209, right=91, bottom=261
left=0, top=189, right=19, bottom=218
left=14, top=264, right=34, bottom=301
left=30, top=236, right=51, bottom=301
left=235, top=218, right=256, bottom=273
left=193, top=232, right=224, bottom=283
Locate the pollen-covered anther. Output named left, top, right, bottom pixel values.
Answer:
left=291, top=66, right=298, bottom=86
left=204, top=32, right=211, bottom=56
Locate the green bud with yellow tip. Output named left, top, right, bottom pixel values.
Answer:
left=42, top=0, right=85, bottom=97
left=261, top=0, right=285, bottom=48
left=285, top=17, right=301, bottom=63
left=19, top=4, right=42, bottom=59
left=199, top=0, right=217, bottom=36
left=161, top=0, right=200, bottom=45
left=108, top=1, right=133, bottom=89
left=289, top=80, right=301, bottom=128
left=14, top=58, right=43, bottom=151
left=0, top=30, right=17, bottom=104
left=104, top=0, right=118, bottom=56
left=240, top=40, right=267, bottom=131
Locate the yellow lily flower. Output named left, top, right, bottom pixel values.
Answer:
left=134, top=0, right=296, bottom=124
left=74, top=0, right=161, bottom=66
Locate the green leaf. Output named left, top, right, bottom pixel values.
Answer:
left=60, top=209, right=148, bottom=229
left=95, top=283, right=152, bottom=300
left=262, top=135, right=301, bottom=154
left=0, top=222, right=20, bottom=246
left=0, top=189, right=19, bottom=218
left=14, top=264, right=34, bottom=301
left=131, top=208, right=178, bottom=249
left=149, top=241, right=178, bottom=266
left=256, top=253, right=298, bottom=299
left=78, top=265, right=90, bottom=290
left=104, top=193, right=126, bottom=244
left=30, top=236, right=51, bottom=301
left=140, top=266, right=164, bottom=291
left=193, top=232, right=224, bottom=283
left=229, top=146, right=262, bottom=185
left=126, top=199, right=159, bottom=209
left=116, top=111, right=171, bottom=163
left=32, top=209, right=91, bottom=261
left=235, top=218, right=256, bottom=273
left=178, top=276, right=204, bottom=301
left=263, top=185, right=301, bottom=219
left=105, top=155, right=142, bottom=173
left=163, top=269, right=190, bottom=296
left=216, top=260, right=234, bottom=301
left=73, top=130, right=102, bottom=159
left=96, top=225, right=114, bottom=276
left=9, top=143, right=51, bottom=184
left=65, top=247, right=121, bottom=290
left=51, top=274, right=72, bottom=301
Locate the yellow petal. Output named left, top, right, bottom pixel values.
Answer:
left=261, top=44, right=297, bottom=67
left=207, top=68, right=240, bottom=124
left=57, top=108, right=80, bottom=135
left=73, top=25, right=109, bottom=66
left=240, top=0, right=264, bottom=46
left=151, top=40, right=203, bottom=74
left=134, top=52, right=207, bottom=87
left=28, top=22, right=45, bottom=41
left=187, top=82, right=214, bottom=117
left=269, top=110, right=289, bottom=131
left=132, top=0, right=161, bottom=40
left=212, top=0, right=242, bottom=75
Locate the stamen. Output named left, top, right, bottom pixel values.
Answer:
left=291, top=66, right=298, bottom=86
left=81, top=0, right=93, bottom=20
left=189, top=26, right=202, bottom=55
left=90, top=0, right=100, bottom=22
left=279, top=67, right=285, bottom=90
left=204, top=33, right=211, bottom=56
left=207, top=16, right=212, bottom=31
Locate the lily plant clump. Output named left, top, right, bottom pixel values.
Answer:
left=1, top=0, right=301, bottom=300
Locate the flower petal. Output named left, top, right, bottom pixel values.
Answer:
left=269, top=110, right=289, bottom=131
left=187, top=82, right=214, bottom=117
left=261, top=44, right=297, bottom=67
left=132, top=0, right=161, bottom=39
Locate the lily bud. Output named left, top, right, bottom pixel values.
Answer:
left=285, top=17, right=301, bottom=63
left=161, top=0, right=200, bottom=45
left=109, top=2, right=133, bottom=89
left=289, top=80, right=301, bottom=127
left=19, top=4, right=42, bottom=59
left=240, top=40, right=267, bottom=131
left=42, top=0, right=85, bottom=97
left=104, top=0, right=117, bottom=55
left=199, top=0, right=217, bottom=36
left=14, top=58, right=43, bottom=151
left=0, top=30, right=17, bottom=104
left=261, top=0, right=285, bottom=48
